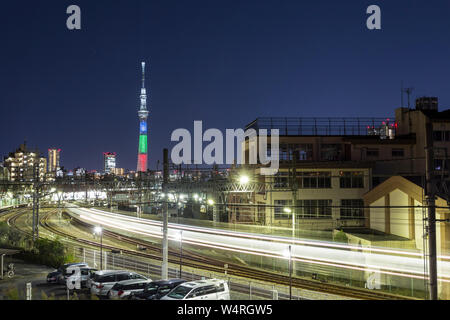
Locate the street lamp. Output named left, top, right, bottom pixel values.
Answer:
left=239, top=175, right=249, bottom=185
left=283, top=245, right=292, bottom=300
left=207, top=199, right=216, bottom=221
left=284, top=207, right=295, bottom=238
left=94, top=226, right=103, bottom=270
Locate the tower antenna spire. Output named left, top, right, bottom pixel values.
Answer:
left=141, top=61, right=145, bottom=89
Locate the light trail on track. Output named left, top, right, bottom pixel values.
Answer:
left=68, top=206, right=450, bottom=284
left=5, top=207, right=420, bottom=299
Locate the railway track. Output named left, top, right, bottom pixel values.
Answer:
left=6, top=208, right=415, bottom=300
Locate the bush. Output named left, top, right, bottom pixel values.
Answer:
left=41, top=291, right=48, bottom=300
left=0, top=222, right=28, bottom=248
left=334, top=230, right=348, bottom=243
left=64, top=253, right=77, bottom=264
left=90, top=294, right=100, bottom=300
left=4, top=286, right=20, bottom=300
left=34, top=238, right=66, bottom=267
left=16, top=238, right=73, bottom=268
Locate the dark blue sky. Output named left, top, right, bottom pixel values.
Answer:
left=1, top=0, right=450, bottom=171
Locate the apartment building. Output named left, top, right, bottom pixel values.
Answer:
left=231, top=97, right=450, bottom=230
left=3, top=142, right=47, bottom=182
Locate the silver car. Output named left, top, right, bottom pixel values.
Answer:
left=90, top=270, right=148, bottom=297
left=108, top=279, right=152, bottom=299
left=161, top=279, right=230, bottom=300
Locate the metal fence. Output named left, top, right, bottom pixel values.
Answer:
left=67, top=244, right=310, bottom=300
left=245, top=117, right=390, bottom=136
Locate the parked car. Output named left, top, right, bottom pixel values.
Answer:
left=46, top=270, right=60, bottom=284
left=90, top=270, right=148, bottom=297
left=108, top=279, right=152, bottom=299
left=67, top=266, right=98, bottom=290
left=130, top=279, right=186, bottom=300
left=60, top=263, right=89, bottom=285
left=46, top=262, right=89, bottom=285
left=161, top=279, right=230, bottom=300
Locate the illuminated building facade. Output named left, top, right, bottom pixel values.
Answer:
left=4, top=142, right=47, bottom=182
left=48, top=148, right=61, bottom=172
left=0, top=163, right=10, bottom=181
left=137, top=62, right=149, bottom=172
left=103, top=152, right=116, bottom=173
left=110, top=168, right=125, bottom=176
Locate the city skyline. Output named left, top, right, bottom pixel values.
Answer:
left=2, top=1, right=450, bottom=171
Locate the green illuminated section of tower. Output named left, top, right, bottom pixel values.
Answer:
left=139, top=135, right=147, bottom=153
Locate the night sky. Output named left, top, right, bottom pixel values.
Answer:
left=1, top=0, right=450, bottom=171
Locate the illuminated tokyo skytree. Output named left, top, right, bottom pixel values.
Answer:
left=137, top=61, right=149, bottom=172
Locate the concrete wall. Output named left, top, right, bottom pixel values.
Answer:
left=370, top=197, right=385, bottom=233
left=389, top=189, right=410, bottom=238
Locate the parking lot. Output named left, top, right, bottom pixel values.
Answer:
left=0, top=258, right=64, bottom=299
left=0, top=256, right=232, bottom=300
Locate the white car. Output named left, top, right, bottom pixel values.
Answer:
left=161, top=279, right=230, bottom=300
left=66, top=266, right=97, bottom=290
left=108, top=279, right=152, bottom=299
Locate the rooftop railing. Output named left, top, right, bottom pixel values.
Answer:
left=245, top=117, right=392, bottom=136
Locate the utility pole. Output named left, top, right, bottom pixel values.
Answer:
left=137, top=174, right=142, bottom=218
left=32, top=183, right=36, bottom=241
left=403, top=87, right=414, bottom=109
left=84, top=172, right=88, bottom=205
left=32, top=164, right=40, bottom=241
left=401, top=81, right=404, bottom=108
left=161, top=148, right=169, bottom=280
left=288, top=245, right=292, bottom=300
left=425, top=121, right=438, bottom=300
left=290, top=150, right=298, bottom=238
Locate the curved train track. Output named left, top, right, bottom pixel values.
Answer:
left=5, top=208, right=415, bottom=300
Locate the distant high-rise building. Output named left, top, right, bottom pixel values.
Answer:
left=75, top=167, right=86, bottom=177
left=103, top=152, right=116, bottom=173
left=48, top=148, right=61, bottom=172
left=137, top=62, right=149, bottom=172
left=4, top=142, right=47, bottom=182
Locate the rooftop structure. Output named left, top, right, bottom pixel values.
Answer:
left=245, top=117, right=394, bottom=137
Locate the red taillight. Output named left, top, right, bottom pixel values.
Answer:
left=118, top=290, right=124, bottom=296
left=96, top=284, right=104, bottom=289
